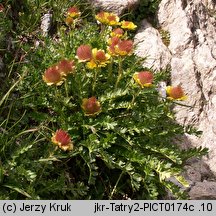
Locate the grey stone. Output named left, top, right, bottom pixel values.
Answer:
left=134, top=20, right=172, bottom=70
left=40, top=12, right=52, bottom=36
left=184, top=166, right=202, bottom=182
left=88, top=0, right=140, bottom=15
left=189, top=182, right=216, bottom=199
left=157, top=0, right=216, bottom=174
left=133, top=0, right=216, bottom=175
left=186, top=158, right=214, bottom=180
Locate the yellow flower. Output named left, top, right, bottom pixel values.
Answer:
left=87, top=48, right=110, bottom=69
left=95, top=11, right=120, bottom=26
left=107, top=38, right=133, bottom=56
left=107, top=37, right=120, bottom=56
left=106, top=13, right=120, bottom=26
left=133, top=71, right=154, bottom=88
left=166, top=85, right=187, bottom=100
left=121, top=20, right=137, bottom=30
left=95, top=11, right=107, bottom=24
left=42, top=65, right=64, bottom=86
left=114, top=39, right=133, bottom=56
left=67, top=6, right=81, bottom=18
left=107, top=36, right=120, bottom=46
left=81, top=97, right=101, bottom=116
left=110, top=28, right=124, bottom=38
left=65, top=16, right=74, bottom=25
left=52, top=129, right=73, bottom=151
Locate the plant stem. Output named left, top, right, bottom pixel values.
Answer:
left=115, top=57, right=123, bottom=89
left=64, top=81, right=69, bottom=98
left=0, top=71, right=26, bottom=107
left=54, top=86, right=61, bottom=110
left=130, top=88, right=141, bottom=109
left=92, top=68, right=100, bottom=94
left=108, top=58, right=113, bottom=83
left=109, top=171, right=124, bottom=199
left=100, top=24, right=106, bottom=40
left=54, top=86, right=58, bottom=98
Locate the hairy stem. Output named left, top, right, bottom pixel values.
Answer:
left=92, top=68, right=100, bottom=93
left=109, top=171, right=124, bottom=199
left=115, top=57, right=123, bottom=89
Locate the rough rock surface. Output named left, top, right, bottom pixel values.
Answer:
left=157, top=0, right=216, bottom=174
left=189, top=181, right=216, bottom=199
left=166, top=158, right=216, bottom=200
left=134, top=0, right=216, bottom=174
left=88, top=0, right=140, bottom=15
left=134, top=20, right=172, bottom=70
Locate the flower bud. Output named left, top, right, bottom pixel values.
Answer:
left=81, top=97, right=101, bottom=116
left=43, top=65, right=64, bottom=86
left=133, top=71, right=154, bottom=88
left=76, top=45, right=92, bottom=62
left=52, top=129, right=73, bottom=151
left=166, top=85, right=187, bottom=100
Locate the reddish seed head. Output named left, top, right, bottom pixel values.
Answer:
left=133, top=71, right=154, bottom=88
left=110, top=36, right=120, bottom=46
left=108, top=45, right=115, bottom=55
left=52, top=129, right=74, bottom=151
left=107, top=37, right=120, bottom=56
left=43, top=66, right=63, bottom=85
left=81, top=97, right=101, bottom=116
left=0, top=4, right=4, bottom=12
left=168, top=86, right=185, bottom=99
left=138, top=71, right=153, bottom=84
left=76, top=45, right=92, bottom=62
left=54, top=129, right=71, bottom=146
left=67, top=6, right=80, bottom=18
left=95, top=50, right=106, bottom=61
left=57, top=59, right=75, bottom=75
left=118, top=40, right=133, bottom=53
left=97, top=11, right=106, bottom=19
left=112, top=28, right=124, bottom=35
left=68, top=6, right=79, bottom=14
left=107, top=15, right=116, bottom=22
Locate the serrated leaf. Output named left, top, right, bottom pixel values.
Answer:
left=175, top=175, right=189, bottom=188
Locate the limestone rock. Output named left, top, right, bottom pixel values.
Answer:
left=134, top=20, right=171, bottom=70
left=189, top=181, right=216, bottom=199
left=40, top=12, right=52, bottom=36
left=133, top=0, right=216, bottom=175
left=184, top=166, right=202, bottom=182
left=185, top=158, right=214, bottom=180
left=88, top=0, right=140, bottom=15
left=157, top=0, right=216, bottom=174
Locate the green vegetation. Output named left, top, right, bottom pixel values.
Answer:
left=0, top=0, right=207, bottom=200
left=123, top=0, right=162, bottom=24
